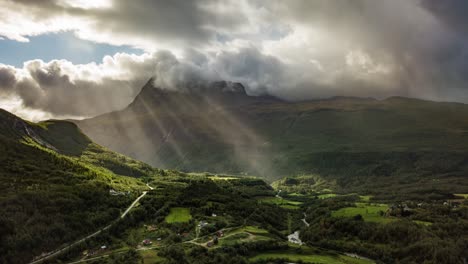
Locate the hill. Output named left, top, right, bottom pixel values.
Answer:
left=0, top=108, right=163, bottom=263
left=2, top=107, right=466, bottom=264
left=76, top=80, right=468, bottom=187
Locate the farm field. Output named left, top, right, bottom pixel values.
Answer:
left=318, top=193, right=338, bottom=199
left=257, top=196, right=303, bottom=209
left=141, top=250, right=164, bottom=264
left=249, top=247, right=375, bottom=264
left=214, top=226, right=272, bottom=247
left=165, top=207, right=192, bottom=223
left=455, top=193, right=468, bottom=199
left=208, top=175, right=240, bottom=181
left=332, top=203, right=394, bottom=223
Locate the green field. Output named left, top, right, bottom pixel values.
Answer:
left=219, top=226, right=272, bottom=246
left=318, top=193, right=338, bottom=199
left=454, top=193, right=468, bottom=199
left=165, top=207, right=192, bottom=223
left=242, top=226, right=270, bottom=234
left=258, top=197, right=303, bottom=209
left=413, top=220, right=432, bottom=226
left=208, top=175, right=239, bottom=181
left=359, top=195, right=372, bottom=202
left=140, top=249, right=164, bottom=264
left=250, top=248, right=374, bottom=264
left=332, top=203, right=394, bottom=223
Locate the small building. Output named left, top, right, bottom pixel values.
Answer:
left=146, top=225, right=157, bottom=231
left=216, top=230, right=224, bottom=237
left=207, top=241, right=214, bottom=247
left=142, top=239, right=152, bottom=246
left=198, top=221, right=209, bottom=228
left=109, top=189, right=126, bottom=196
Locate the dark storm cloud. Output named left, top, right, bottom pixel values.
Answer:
left=421, top=0, right=468, bottom=34
left=2, top=0, right=468, bottom=120
left=87, top=0, right=246, bottom=47
left=269, top=0, right=468, bottom=102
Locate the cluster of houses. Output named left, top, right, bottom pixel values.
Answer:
left=387, top=203, right=413, bottom=217
left=443, top=199, right=464, bottom=207
left=206, top=231, right=224, bottom=247
left=387, top=199, right=466, bottom=217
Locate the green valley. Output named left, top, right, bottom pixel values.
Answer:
left=1, top=91, right=468, bottom=264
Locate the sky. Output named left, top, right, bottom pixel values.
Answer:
left=0, top=0, right=468, bottom=121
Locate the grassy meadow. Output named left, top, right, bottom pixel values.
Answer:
left=165, top=207, right=192, bottom=223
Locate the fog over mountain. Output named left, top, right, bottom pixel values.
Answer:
left=1, top=2, right=468, bottom=263
left=1, top=0, right=468, bottom=120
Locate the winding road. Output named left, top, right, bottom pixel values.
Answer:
left=29, top=184, right=154, bottom=264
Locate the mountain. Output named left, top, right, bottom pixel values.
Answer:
left=76, top=79, right=283, bottom=177
left=76, top=80, right=468, bottom=184
left=0, top=108, right=162, bottom=263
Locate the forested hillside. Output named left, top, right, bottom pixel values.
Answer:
left=0, top=109, right=159, bottom=263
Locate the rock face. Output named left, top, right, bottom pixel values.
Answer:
left=129, top=79, right=278, bottom=113
left=206, top=81, right=246, bottom=94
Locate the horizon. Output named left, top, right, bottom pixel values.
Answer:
left=1, top=2, right=468, bottom=263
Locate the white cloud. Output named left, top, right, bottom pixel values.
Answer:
left=1, top=0, right=468, bottom=120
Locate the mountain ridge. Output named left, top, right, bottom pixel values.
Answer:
left=75, top=80, right=468, bottom=181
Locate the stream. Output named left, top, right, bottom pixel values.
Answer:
left=288, top=212, right=309, bottom=245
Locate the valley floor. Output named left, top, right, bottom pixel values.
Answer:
left=41, top=173, right=467, bottom=264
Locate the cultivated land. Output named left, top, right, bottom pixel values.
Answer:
left=332, top=203, right=393, bottom=223
left=165, top=207, right=192, bottom=223
left=249, top=247, right=375, bottom=264
left=1, top=95, right=468, bottom=264
left=257, top=196, right=303, bottom=209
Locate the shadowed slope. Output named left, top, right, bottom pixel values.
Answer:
left=76, top=80, right=468, bottom=181
left=0, top=109, right=167, bottom=263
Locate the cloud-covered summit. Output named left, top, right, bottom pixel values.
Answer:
left=1, top=0, right=468, bottom=120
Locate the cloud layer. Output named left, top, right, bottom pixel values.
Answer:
left=1, top=0, right=468, bottom=120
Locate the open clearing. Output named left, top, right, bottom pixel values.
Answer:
left=332, top=203, right=394, bottom=223
left=141, top=249, right=164, bottom=264
left=249, top=247, right=375, bottom=264
left=258, top=197, right=302, bottom=209
left=318, top=193, right=338, bottom=199
left=165, top=207, right=192, bottom=223
left=208, top=176, right=239, bottom=181
left=455, top=193, right=468, bottom=199
left=219, top=226, right=272, bottom=246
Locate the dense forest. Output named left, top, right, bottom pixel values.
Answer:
left=0, top=110, right=157, bottom=263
